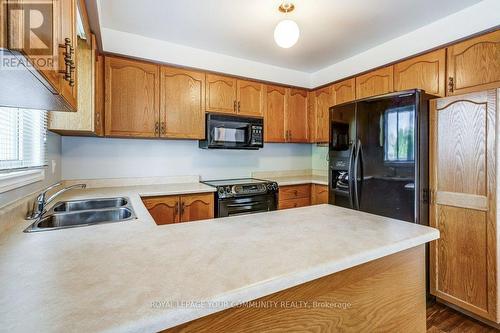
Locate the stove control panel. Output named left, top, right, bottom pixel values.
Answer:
left=216, top=182, right=278, bottom=199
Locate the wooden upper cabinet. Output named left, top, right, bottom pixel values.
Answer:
left=429, top=89, right=499, bottom=322
left=447, top=29, right=500, bottom=96
left=287, top=88, right=309, bottom=142
left=265, top=85, right=287, bottom=142
left=394, top=49, right=446, bottom=97
left=314, top=86, right=332, bottom=143
left=57, top=0, right=78, bottom=109
left=237, top=80, right=264, bottom=117
left=180, top=193, right=214, bottom=222
left=206, top=73, right=237, bottom=114
left=160, top=67, right=205, bottom=139
left=332, top=78, right=356, bottom=106
left=356, top=66, right=394, bottom=99
left=142, top=196, right=180, bottom=225
left=104, top=56, right=160, bottom=137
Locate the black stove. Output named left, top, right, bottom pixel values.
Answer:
left=201, top=178, right=279, bottom=217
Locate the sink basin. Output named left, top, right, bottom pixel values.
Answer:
left=52, top=197, right=128, bottom=212
left=25, top=207, right=135, bottom=232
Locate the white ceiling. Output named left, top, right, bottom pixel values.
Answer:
left=98, top=0, right=484, bottom=73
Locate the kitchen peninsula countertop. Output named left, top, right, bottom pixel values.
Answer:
left=0, top=184, right=438, bottom=332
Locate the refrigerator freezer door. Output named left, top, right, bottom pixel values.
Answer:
left=355, top=94, right=417, bottom=222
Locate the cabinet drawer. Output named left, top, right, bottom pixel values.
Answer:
left=279, top=184, right=311, bottom=200
left=279, top=197, right=311, bottom=210
left=312, top=184, right=329, bottom=205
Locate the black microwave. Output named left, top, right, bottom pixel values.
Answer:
left=199, top=113, right=264, bottom=150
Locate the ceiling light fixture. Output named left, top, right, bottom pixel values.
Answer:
left=274, top=1, right=300, bottom=49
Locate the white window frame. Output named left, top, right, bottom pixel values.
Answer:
left=0, top=169, right=45, bottom=193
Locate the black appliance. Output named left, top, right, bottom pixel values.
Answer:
left=329, top=89, right=432, bottom=226
left=199, top=113, right=264, bottom=150
left=202, top=178, right=278, bottom=217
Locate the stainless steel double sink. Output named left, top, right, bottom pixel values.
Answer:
left=24, top=197, right=136, bottom=232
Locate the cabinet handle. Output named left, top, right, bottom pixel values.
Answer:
left=58, top=38, right=75, bottom=86
left=154, top=121, right=160, bottom=135
left=293, top=190, right=298, bottom=196
left=180, top=201, right=185, bottom=215
left=448, top=77, right=454, bottom=93
left=234, top=100, right=237, bottom=112
left=174, top=202, right=179, bottom=217
left=160, top=121, right=166, bottom=135
left=288, top=130, right=292, bottom=141
left=238, top=101, right=241, bottom=113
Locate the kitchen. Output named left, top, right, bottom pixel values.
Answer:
left=0, top=0, right=499, bottom=332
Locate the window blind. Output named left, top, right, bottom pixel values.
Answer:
left=0, top=107, right=48, bottom=172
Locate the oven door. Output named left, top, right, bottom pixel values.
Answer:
left=218, top=195, right=276, bottom=217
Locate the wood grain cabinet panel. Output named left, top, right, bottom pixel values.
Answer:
left=265, top=85, right=287, bottom=142
left=237, top=80, right=264, bottom=117
left=311, top=184, right=329, bottom=205
left=57, top=0, right=78, bottom=109
left=429, top=89, right=499, bottom=322
left=314, top=86, right=332, bottom=143
left=160, top=67, right=205, bottom=139
left=394, top=49, right=446, bottom=97
left=206, top=74, right=237, bottom=114
left=356, top=66, right=394, bottom=99
left=143, top=193, right=214, bottom=225
left=142, top=196, right=180, bottom=225
left=279, top=197, right=310, bottom=210
left=447, top=30, right=500, bottom=96
left=287, top=88, right=309, bottom=142
left=180, top=193, right=214, bottom=222
left=105, top=56, right=160, bottom=137
left=332, top=78, right=356, bottom=105
left=279, top=184, right=311, bottom=201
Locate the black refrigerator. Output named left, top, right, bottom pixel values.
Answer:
left=329, top=89, right=433, bottom=226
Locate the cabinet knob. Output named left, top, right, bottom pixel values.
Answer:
left=160, top=121, right=166, bottom=135
left=154, top=121, right=160, bottom=135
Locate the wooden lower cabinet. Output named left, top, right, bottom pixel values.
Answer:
left=429, top=89, right=499, bottom=322
left=311, top=184, right=328, bottom=205
left=164, top=246, right=426, bottom=333
left=279, top=184, right=311, bottom=210
left=142, top=193, right=214, bottom=225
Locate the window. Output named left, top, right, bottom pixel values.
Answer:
left=384, top=106, right=415, bottom=162
left=0, top=107, right=48, bottom=191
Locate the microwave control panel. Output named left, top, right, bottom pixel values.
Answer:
left=250, top=125, right=263, bottom=145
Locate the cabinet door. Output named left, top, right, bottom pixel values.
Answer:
left=311, top=184, right=329, bottom=205
left=180, top=193, right=214, bottom=223
left=279, top=184, right=311, bottom=201
left=394, top=49, right=446, bottom=97
left=265, top=85, right=286, bottom=142
left=332, top=78, right=356, bottom=106
left=237, top=80, right=264, bottom=117
left=447, top=30, right=500, bottom=96
left=314, top=86, right=332, bottom=143
left=104, top=56, right=160, bottom=137
left=160, top=67, right=205, bottom=139
left=142, top=196, right=180, bottom=225
left=429, top=89, right=498, bottom=322
left=286, top=88, right=309, bottom=142
left=206, top=73, right=237, bottom=114
left=57, top=0, right=77, bottom=110
left=355, top=66, right=394, bottom=99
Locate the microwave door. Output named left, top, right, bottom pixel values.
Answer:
left=212, top=125, right=247, bottom=146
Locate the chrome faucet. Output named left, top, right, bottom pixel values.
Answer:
left=26, top=182, right=87, bottom=220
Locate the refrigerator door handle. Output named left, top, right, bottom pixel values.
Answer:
left=347, top=142, right=356, bottom=209
left=353, top=139, right=363, bottom=210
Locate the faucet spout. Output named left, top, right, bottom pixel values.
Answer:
left=26, top=183, right=86, bottom=220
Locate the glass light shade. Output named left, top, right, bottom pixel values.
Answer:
left=274, top=19, right=300, bottom=48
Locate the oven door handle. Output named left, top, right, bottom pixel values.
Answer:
left=226, top=202, right=264, bottom=208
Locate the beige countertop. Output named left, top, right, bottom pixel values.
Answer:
left=0, top=183, right=438, bottom=333
left=263, top=175, right=328, bottom=186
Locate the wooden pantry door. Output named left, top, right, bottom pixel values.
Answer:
left=429, top=89, right=498, bottom=321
